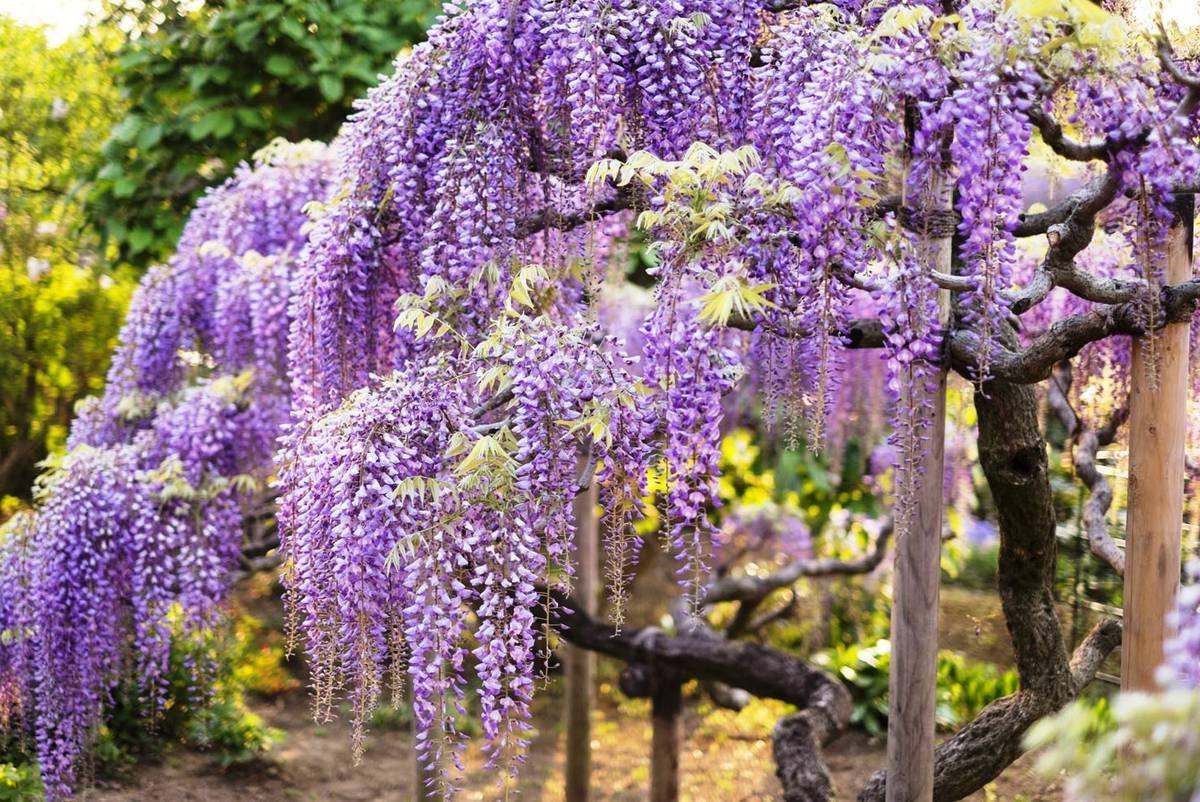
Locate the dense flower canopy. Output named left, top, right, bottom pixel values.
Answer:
left=278, top=0, right=1200, bottom=790
left=2, top=0, right=1199, bottom=799
left=0, top=140, right=332, bottom=800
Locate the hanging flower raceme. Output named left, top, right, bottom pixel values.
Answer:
left=0, top=141, right=332, bottom=801
left=3, top=445, right=245, bottom=800
left=277, top=310, right=650, bottom=786
left=272, top=3, right=1200, bottom=787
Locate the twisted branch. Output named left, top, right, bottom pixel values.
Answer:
left=548, top=587, right=851, bottom=802
left=1046, top=362, right=1127, bottom=575
left=701, top=519, right=893, bottom=606
left=949, top=277, right=1200, bottom=383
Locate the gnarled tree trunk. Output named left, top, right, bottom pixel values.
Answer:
left=859, top=375, right=1120, bottom=802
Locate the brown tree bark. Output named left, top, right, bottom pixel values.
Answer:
left=858, top=375, right=1120, bottom=802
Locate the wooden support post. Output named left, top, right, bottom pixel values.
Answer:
left=563, top=483, right=599, bottom=801
left=1123, top=196, right=1194, bottom=690
left=885, top=160, right=951, bottom=802
left=650, top=681, right=683, bottom=802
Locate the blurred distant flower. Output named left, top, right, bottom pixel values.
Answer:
left=49, top=98, right=69, bottom=120
left=198, top=158, right=226, bottom=180
left=25, top=257, right=51, bottom=281
left=98, top=274, right=114, bottom=290
left=966, top=519, right=997, bottom=546
left=36, top=220, right=58, bottom=237
left=868, top=443, right=897, bottom=475
left=0, top=202, right=7, bottom=222
left=1158, top=560, right=1200, bottom=690
left=714, top=506, right=813, bottom=563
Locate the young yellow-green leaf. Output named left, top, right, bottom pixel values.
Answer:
left=872, top=4, right=935, bottom=39
left=454, top=434, right=511, bottom=476
left=697, top=276, right=779, bottom=327
left=636, top=210, right=662, bottom=230
left=477, top=365, right=510, bottom=394
left=585, top=158, right=623, bottom=188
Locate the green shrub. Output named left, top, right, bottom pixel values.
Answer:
left=813, top=640, right=1020, bottom=736
left=1027, top=689, right=1193, bottom=802
left=186, top=698, right=280, bottom=768
left=812, top=640, right=892, bottom=736
left=0, top=763, right=42, bottom=802
left=935, top=651, right=1019, bottom=729
left=369, top=701, right=413, bottom=732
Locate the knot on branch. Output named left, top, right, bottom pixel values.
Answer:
left=1006, top=446, right=1042, bottom=480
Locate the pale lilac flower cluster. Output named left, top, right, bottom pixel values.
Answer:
left=1158, top=561, right=1200, bottom=691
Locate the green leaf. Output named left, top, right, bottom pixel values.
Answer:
left=317, top=73, right=344, bottom=103
left=128, top=227, right=155, bottom=253
left=136, top=124, right=163, bottom=151
left=264, top=53, right=298, bottom=78
left=112, top=176, right=138, bottom=199
left=279, top=16, right=307, bottom=41
left=235, top=107, right=266, bottom=129
left=111, top=116, right=144, bottom=145
left=189, top=110, right=234, bottom=140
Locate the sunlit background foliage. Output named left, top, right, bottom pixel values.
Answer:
left=0, top=1, right=437, bottom=502
left=86, top=0, right=438, bottom=265
left=0, top=18, right=132, bottom=500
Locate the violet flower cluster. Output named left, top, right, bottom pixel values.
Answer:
left=277, top=0, right=1200, bottom=791
left=0, top=142, right=332, bottom=800
left=8, top=0, right=1200, bottom=798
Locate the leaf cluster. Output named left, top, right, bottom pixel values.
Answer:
left=86, top=0, right=437, bottom=264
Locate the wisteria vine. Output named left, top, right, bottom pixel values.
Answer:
left=3, top=0, right=1200, bottom=798
left=0, top=141, right=331, bottom=800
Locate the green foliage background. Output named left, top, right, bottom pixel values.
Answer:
left=0, top=19, right=134, bottom=500
left=87, top=0, right=438, bottom=265
left=0, top=1, right=438, bottom=501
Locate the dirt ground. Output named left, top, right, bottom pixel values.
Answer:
left=82, top=567, right=1065, bottom=802
left=82, top=673, right=1061, bottom=802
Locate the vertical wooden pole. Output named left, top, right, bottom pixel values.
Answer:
left=886, top=152, right=950, bottom=801
left=649, top=682, right=683, bottom=802
left=563, top=483, right=599, bottom=801
left=1123, top=196, right=1193, bottom=690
